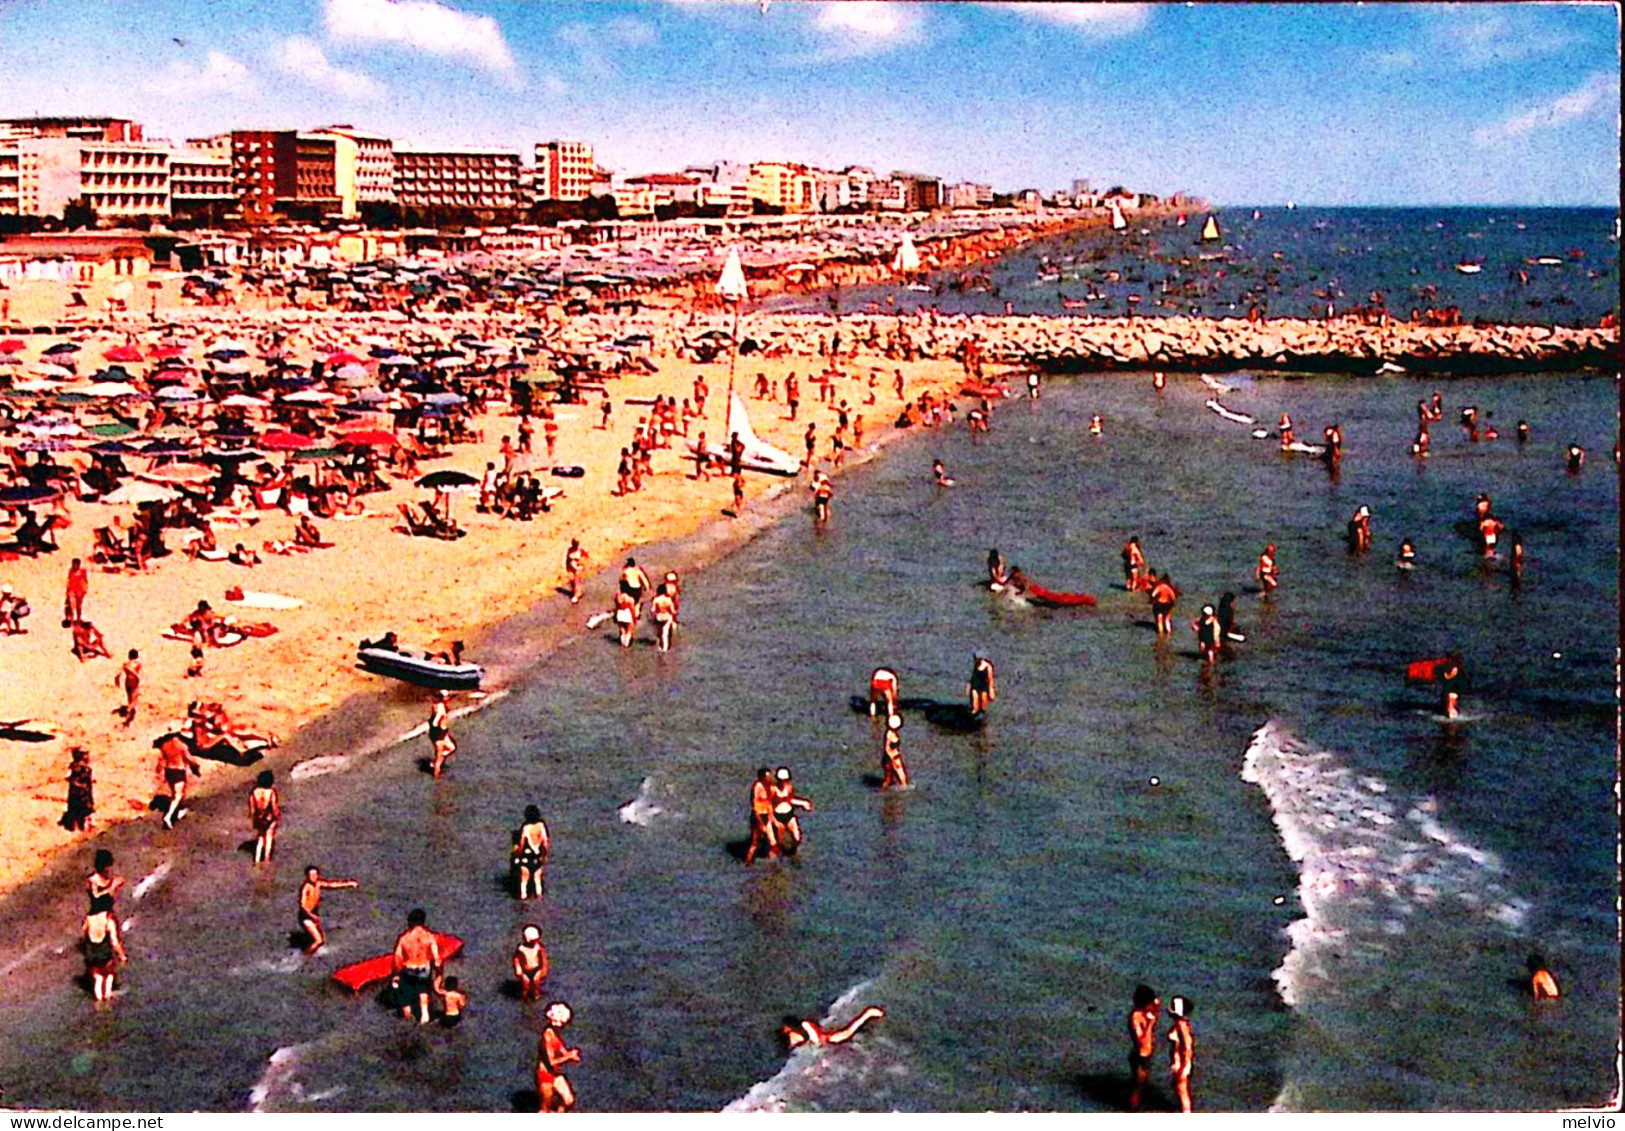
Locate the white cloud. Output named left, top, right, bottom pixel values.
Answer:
left=556, top=16, right=656, bottom=76
left=273, top=36, right=384, bottom=100
left=993, top=3, right=1151, bottom=38
left=806, top=1, right=927, bottom=60
left=147, top=51, right=253, bottom=98
left=1429, top=8, right=1577, bottom=69
left=1472, top=71, right=1620, bottom=146
left=323, top=0, right=518, bottom=80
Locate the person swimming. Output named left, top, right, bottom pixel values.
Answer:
left=1526, top=954, right=1560, bottom=999
left=781, top=1005, right=885, bottom=1049
left=987, top=548, right=1010, bottom=588
left=1397, top=538, right=1417, bottom=570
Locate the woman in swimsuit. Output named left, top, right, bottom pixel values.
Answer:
left=513, top=805, right=550, bottom=899
left=428, top=692, right=456, bottom=778
left=86, top=849, right=122, bottom=907
left=512, top=925, right=549, bottom=1000
left=83, top=894, right=126, bottom=1002
left=967, top=653, right=997, bottom=714
left=536, top=1003, right=582, bottom=1113
left=249, top=770, right=281, bottom=864
left=770, top=768, right=812, bottom=854
left=650, top=589, right=678, bottom=653
left=880, top=715, right=909, bottom=790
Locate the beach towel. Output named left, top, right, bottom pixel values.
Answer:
left=225, top=589, right=305, bottom=611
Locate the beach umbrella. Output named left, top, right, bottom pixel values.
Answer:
left=53, top=392, right=92, bottom=406
left=204, top=448, right=264, bottom=464
left=15, top=438, right=75, bottom=452
left=31, top=363, right=74, bottom=379
left=18, top=418, right=82, bottom=437
left=260, top=431, right=316, bottom=452
left=337, top=429, right=397, bottom=448
left=141, top=462, right=215, bottom=485
left=81, top=381, right=144, bottom=399
left=104, top=345, right=143, bottom=363
left=282, top=389, right=339, bottom=405
left=206, top=348, right=248, bottom=361
left=326, top=351, right=364, bottom=367
left=352, top=386, right=387, bottom=404
left=416, top=470, right=479, bottom=491
left=99, top=480, right=180, bottom=506
left=214, top=361, right=255, bottom=377
left=42, top=342, right=80, bottom=356
left=210, top=338, right=250, bottom=352
left=150, top=346, right=187, bottom=361
left=219, top=394, right=270, bottom=409
left=0, top=484, right=63, bottom=506
left=139, top=439, right=193, bottom=456
left=86, top=422, right=136, bottom=439
left=88, top=440, right=138, bottom=455
left=424, top=391, right=466, bottom=407
left=290, top=447, right=341, bottom=462
left=0, top=339, right=24, bottom=353
left=334, top=363, right=370, bottom=384
left=155, top=386, right=202, bottom=401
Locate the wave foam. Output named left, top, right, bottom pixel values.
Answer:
left=248, top=1043, right=347, bottom=1111
left=1241, top=721, right=1529, bottom=1011
left=618, top=776, right=678, bottom=827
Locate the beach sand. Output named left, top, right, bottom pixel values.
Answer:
left=0, top=276, right=985, bottom=897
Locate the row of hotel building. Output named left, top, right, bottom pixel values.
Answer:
left=0, top=117, right=1096, bottom=226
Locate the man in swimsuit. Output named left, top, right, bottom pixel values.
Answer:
left=116, top=649, right=141, bottom=726
left=429, top=692, right=456, bottom=778
left=1168, top=995, right=1195, bottom=1112
left=513, top=805, right=550, bottom=899
left=1526, top=954, right=1560, bottom=999
left=1149, top=574, right=1178, bottom=637
left=513, top=925, right=549, bottom=1000
left=1477, top=512, right=1504, bottom=558
left=618, top=558, right=651, bottom=612
left=1255, top=544, right=1279, bottom=594
left=537, top=1002, right=582, bottom=1112
left=83, top=893, right=126, bottom=1003
left=781, top=1005, right=885, bottom=1049
left=1128, top=985, right=1161, bottom=1111
left=249, top=770, right=281, bottom=864
left=744, top=767, right=779, bottom=865
left=393, top=908, right=443, bottom=1024
left=812, top=472, right=833, bottom=524
left=880, top=714, right=909, bottom=789
left=1122, top=537, right=1148, bottom=592
left=967, top=653, right=997, bottom=714
left=298, top=865, right=358, bottom=954
left=154, top=731, right=200, bottom=829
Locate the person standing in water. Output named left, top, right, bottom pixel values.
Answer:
left=428, top=691, right=457, bottom=779
left=1526, top=954, right=1561, bottom=999
left=1123, top=537, right=1148, bottom=591
left=82, top=894, right=126, bottom=1003
left=869, top=665, right=899, bottom=716
left=87, top=849, right=123, bottom=906
left=1168, top=996, right=1196, bottom=1112
left=770, top=767, right=813, bottom=854
left=513, top=805, right=550, bottom=899
left=1255, top=543, right=1279, bottom=594
left=650, top=586, right=678, bottom=653
left=248, top=770, right=281, bottom=864
left=1436, top=654, right=1463, bottom=719
left=1128, top=985, right=1161, bottom=1111
left=512, top=925, right=549, bottom=1000
left=812, top=471, right=833, bottom=524
left=1149, top=574, right=1179, bottom=636
left=1397, top=538, right=1417, bottom=570
left=880, top=713, right=909, bottom=789
left=744, top=766, right=779, bottom=865
left=536, top=1002, right=582, bottom=1112
left=392, top=908, right=443, bottom=1025
left=564, top=538, right=587, bottom=605
left=967, top=653, right=997, bottom=714
left=988, top=548, right=1010, bottom=588
left=298, top=865, right=358, bottom=954
left=1192, top=605, right=1223, bottom=666
left=1347, top=506, right=1373, bottom=553
left=154, top=731, right=200, bottom=830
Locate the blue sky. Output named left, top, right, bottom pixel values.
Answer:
left=0, top=1, right=1617, bottom=205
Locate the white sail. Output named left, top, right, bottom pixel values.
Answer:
left=1201, top=214, right=1221, bottom=242
left=892, top=232, right=921, bottom=273
left=688, top=393, right=801, bottom=476
left=1110, top=201, right=1127, bottom=231
left=716, top=247, right=748, bottom=302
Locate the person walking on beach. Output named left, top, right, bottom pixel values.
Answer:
left=1168, top=995, right=1196, bottom=1112
left=428, top=692, right=456, bottom=778
left=513, top=805, right=550, bottom=899
left=536, top=1002, right=581, bottom=1112
left=393, top=909, right=443, bottom=1025
left=803, top=423, right=817, bottom=470
left=155, top=731, right=199, bottom=829
left=115, top=648, right=141, bottom=726
left=298, top=865, right=359, bottom=954
left=812, top=472, right=833, bottom=524
left=64, top=556, right=88, bottom=625
left=62, top=746, right=94, bottom=831
left=565, top=538, right=587, bottom=604
left=1128, top=985, right=1161, bottom=1111
left=513, top=925, right=549, bottom=1000
left=744, top=767, right=778, bottom=865
left=967, top=653, right=997, bottom=715
left=731, top=470, right=745, bottom=516
left=651, top=585, right=678, bottom=652
left=82, top=894, right=126, bottom=1003
left=249, top=770, right=281, bottom=864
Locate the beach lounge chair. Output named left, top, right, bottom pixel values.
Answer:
left=397, top=503, right=465, bottom=541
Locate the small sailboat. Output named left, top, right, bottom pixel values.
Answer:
left=1252, top=209, right=1262, bottom=221
left=688, top=393, right=801, bottom=476
left=1176, top=213, right=1187, bottom=227
left=1110, top=201, right=1127, bottom=231
left=1454, top=260, right=1483, bottom=275
left=1286, top=201, right=1297, bottom=211
left=892, top=232, right=922, bottom=274
left=716, top=246, right=749, bottom=302
left=1200, top=215, right=1221, bottom=242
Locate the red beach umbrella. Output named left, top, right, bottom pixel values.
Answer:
left=0, top=340, right=25, bottom=353
left=140, top=462, right=216, bottom=485
left=104, top=345, right=144, bottom=363
left=337, top=429, right=397, bottom=448
left=150, top=346, right=187, bottom=360
left=260, top=430, right=317, bottom=452
left=326, top=351, right=364, bottom=368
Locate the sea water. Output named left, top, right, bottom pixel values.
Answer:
left=0, top=371, right=1614, bottom=1111
left=766, top=207, right=1619, bottom=327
